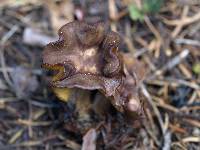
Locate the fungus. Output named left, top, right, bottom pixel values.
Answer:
left=42, top=21, right=145, bottom=115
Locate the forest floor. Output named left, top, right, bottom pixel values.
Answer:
left=0, top=0, right=199, bottom=150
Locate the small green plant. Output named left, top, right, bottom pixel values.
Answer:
left=193, top=63, right=200, bottom=75
left=128, top=0, right=163, bottom=21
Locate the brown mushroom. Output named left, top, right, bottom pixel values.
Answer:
left=42, top=21, right=145, bottom=115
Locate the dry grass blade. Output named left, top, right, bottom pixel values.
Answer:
left=0, top=25, right=19, bottom=87
left=17, top=119, right=53, bottom=126
left=175, top=38, right=200, bottom=47
left=181, top=137, right=200, bottom=143
left=81, top=128, right=97, bottom=150
left=8, top=129, right=24, bottom=144
left=154, top=49, right=190, bottom=77
left=163, top=11, right=200, bottom=26
left=141, top=84, right=165, bottom=135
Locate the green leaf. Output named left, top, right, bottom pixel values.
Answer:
left=128, top=5, right=144, bottom=21
left=143, top=0, right=163, bottom=13
left=193, top=63, right=200, bottom=75
left=128, top=0, right=163, bottom=21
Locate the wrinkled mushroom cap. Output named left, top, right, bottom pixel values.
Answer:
left=42, top=21, right=144, bottom=114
